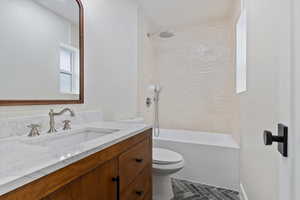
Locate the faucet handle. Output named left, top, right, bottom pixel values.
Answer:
left=27, top=124, right=41, bottom=137
left=62, top=120, right=72, bottom=131
left=27, top=124, right=41, bottom=129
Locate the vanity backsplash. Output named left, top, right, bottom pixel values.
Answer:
left=0, top=111, right=103, bottom=139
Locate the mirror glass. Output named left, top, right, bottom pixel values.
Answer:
left=0, top=0, right=81, bottom=101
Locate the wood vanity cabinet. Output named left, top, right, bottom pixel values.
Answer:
left=0, top=129, right=152, bottom=200
left=43, top=159, right=118, bottom=200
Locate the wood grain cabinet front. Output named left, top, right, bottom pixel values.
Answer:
left=43, top=159, right=118, bottom=200
left=143, top=192, right=152, bottom=200
left=119, top=137, right=151, bottom=191
left=121, top=166, right=151, bottom=200
left=0, top=129, right=152, bottom=200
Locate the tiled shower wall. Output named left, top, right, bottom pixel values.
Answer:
left=139, top=19, right=240, bottom=140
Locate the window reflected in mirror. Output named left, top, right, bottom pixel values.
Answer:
left=59, top=45, right=79, bottom=94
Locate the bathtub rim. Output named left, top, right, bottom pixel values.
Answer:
left=153, top=128, right=240, bottom=149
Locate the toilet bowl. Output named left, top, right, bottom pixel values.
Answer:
left=153, top=148, right=184, bottom=200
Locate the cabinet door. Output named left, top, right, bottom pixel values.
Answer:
left=81, top=158, right=118, bottom=200
left=143, top=193, right=152, bottom=200
left=44, top=159, right=118, bottom=200
left=43, top=177, right=82, bottom=200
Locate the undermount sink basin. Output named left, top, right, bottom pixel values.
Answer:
left=20, top=128, right=120, bottom=148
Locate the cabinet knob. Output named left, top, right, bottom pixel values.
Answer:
left=135, top=190, right=144, bottom=196
left=112, top=177, right=119, bottom=182
left=135, top=158, right=143, bottom=163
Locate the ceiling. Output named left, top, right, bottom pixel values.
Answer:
left=137, top=0, right=239, bottom=28
left=32, top=0, right=79, bottom=24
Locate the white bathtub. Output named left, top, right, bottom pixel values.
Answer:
left=153, top=129, right=240, bottom=191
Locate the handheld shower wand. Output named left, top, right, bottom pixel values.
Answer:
left=148, top=84, right=162, bottom=137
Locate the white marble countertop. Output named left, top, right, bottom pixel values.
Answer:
left=0, top=121, right=151, bottom=196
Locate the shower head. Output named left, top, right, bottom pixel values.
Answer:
left=159, top=31, right=175, bottom=38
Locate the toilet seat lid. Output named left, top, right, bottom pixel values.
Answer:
left=153, top=148, right=183, bottom=165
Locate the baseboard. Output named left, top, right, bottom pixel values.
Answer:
left=240, top=183, right=249, bottom=200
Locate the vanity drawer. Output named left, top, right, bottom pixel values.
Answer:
left=119, top=137, right=151, bottom=190
left=121, top=166, right=151, bottom=200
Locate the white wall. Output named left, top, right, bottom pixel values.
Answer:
left=0, top=0, right=139, bottom=122
left=139, top=17, right=239, bottom=140
left=293, top=1, right=300, bottom=199
left=84, top=0, right=138, bottom=120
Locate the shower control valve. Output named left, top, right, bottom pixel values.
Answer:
left=146, top=97, right=152, bottom=108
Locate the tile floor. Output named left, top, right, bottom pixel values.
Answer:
left=172, top=179, right=240, bottom=200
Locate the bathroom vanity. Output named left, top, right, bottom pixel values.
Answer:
left=0, top=123, right=152, bottom=200
left=0, top=0, right=153, bottom=199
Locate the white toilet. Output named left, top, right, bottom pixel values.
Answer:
left=152, top=148, right=184, bottom=200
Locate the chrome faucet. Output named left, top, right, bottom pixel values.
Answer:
left=48, top=108, right=75, bottom=133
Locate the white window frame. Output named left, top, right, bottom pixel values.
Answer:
left=59, top=43, right=79, bottom=95
left=236, top=10, right=247, bottom=94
